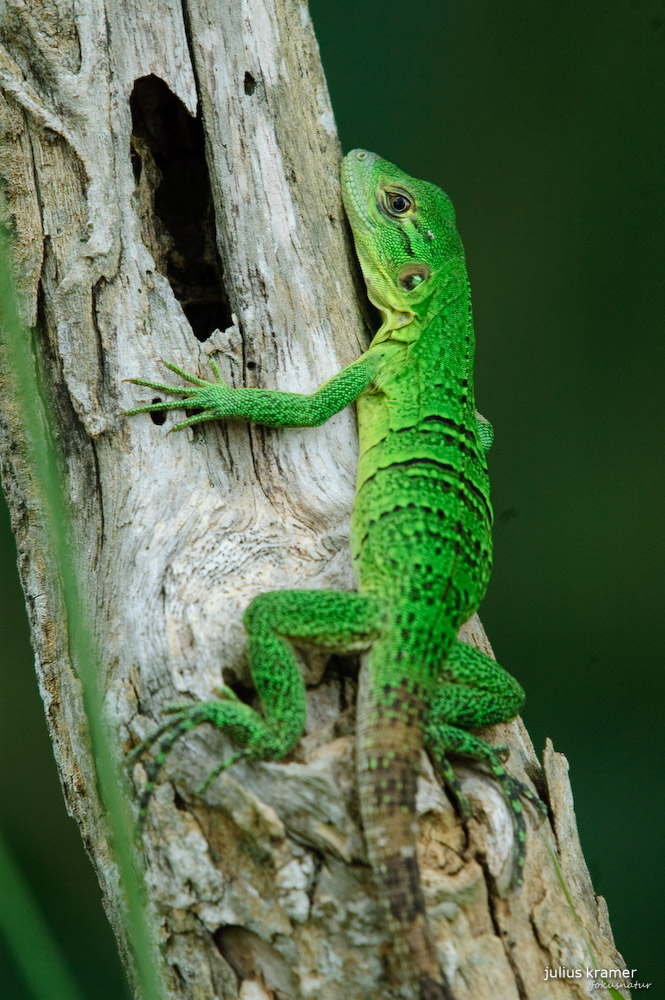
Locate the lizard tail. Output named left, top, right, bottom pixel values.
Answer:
left=356, top=665, right=455, bottom=1000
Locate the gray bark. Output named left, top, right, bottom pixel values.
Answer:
left=0, top=2, right=629, bottom=998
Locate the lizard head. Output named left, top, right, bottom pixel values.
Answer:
left=341, top=149, right=465, bottom=343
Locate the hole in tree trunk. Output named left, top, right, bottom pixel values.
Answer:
left=129, top=75, right=233, bottom=341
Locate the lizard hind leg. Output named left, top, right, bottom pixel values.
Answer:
left=424, top=641, right=547, bottom=891
left=128, top=698, right=274, bottom=825
left=128, top=588, right=383, bottom=821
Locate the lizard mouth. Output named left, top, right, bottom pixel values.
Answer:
left=340, top=149, right=381, bottom=230
left=341, top=149, right=416, bottom=338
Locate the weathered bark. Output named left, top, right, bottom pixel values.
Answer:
left=0, top=2, right=630, bottom=998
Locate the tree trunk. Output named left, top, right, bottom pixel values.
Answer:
left=0, top=2, right=630, bottom=998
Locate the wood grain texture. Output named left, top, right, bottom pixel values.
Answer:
left=0, top=2, right=629, bottom=997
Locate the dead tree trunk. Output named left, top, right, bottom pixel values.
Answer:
left=0, top=2, right=630, bottom=998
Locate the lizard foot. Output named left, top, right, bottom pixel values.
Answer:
left=127, top=695, right=288, bottom=826
left=431, top=753, right=472, bottom=822
left=124, top=358, right=233, bottom=432
left=425, top=724, right=547, bottom=892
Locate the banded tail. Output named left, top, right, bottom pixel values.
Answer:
left=356, top=667, right=455, bottom=1000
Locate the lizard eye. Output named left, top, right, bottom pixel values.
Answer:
left=398, top=263, right=431, bottom=291
left=386, top=192, right=412, bottom=215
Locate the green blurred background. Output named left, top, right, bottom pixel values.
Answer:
left=1, top=1, right=663, bottom=995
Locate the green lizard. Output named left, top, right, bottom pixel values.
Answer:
left=127, top=150, right=546, bottom=1000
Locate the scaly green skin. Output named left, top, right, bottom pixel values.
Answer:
left=127, top=150, right=546, bottom=1000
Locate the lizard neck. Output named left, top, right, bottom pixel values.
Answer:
left=411, top=262, right=477, bottom=422
left=367, top=259, right=471, bottom=350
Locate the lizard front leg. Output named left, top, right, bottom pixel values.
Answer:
left=125, top=348, right=387, bottom=430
